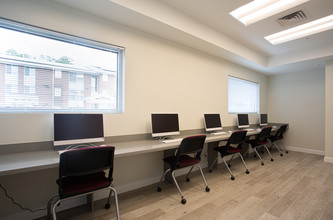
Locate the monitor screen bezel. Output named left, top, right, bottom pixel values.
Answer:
left=204, top=113, right=223, bottom=132
left=237, top=114, right=250, bottom=128
left=53, top=113, right=105, bottom=146
left=260, top=113, right=268, bottom=126
left=151, top=113, right=180, bottom=138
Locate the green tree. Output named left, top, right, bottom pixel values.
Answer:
left=6, top=49, right=32, bottom=59
left=6, top=49, right=73, bottom=65
left=56, top=56, right=73, bottom=64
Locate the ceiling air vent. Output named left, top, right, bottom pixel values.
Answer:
left=277, top=10, right=308, bottom=27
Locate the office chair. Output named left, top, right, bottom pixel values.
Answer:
left=246, top=126, right=273, bottom=165
left=268, top=124, right=289, bottom=156
left=47, top=146, right=120, bottom=220
left=208, top=130, right=249, bottom=180
left=157, top=135, right=210, bottom=204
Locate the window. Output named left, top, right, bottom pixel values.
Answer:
left=0, top=18, right=125, bottom=113
left=228, top=76, right=259, bottom=114
left=54, top=69, right=62, bottom=78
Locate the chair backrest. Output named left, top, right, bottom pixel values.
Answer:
left=274, top=124, right=288, bottom=140
left=176, top=135, right=206, bottom=160
left=277, top=124, right=288, bottom=137
left=257, top=126, right=272, bottom=142
left=226, top=130, right=247, bottom=148
left=59, top=146, right=115, bottom=181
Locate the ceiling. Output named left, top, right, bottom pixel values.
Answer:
left=52, top=0, right=333, bottom=74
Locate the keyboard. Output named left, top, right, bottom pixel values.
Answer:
left=162, top=138, right=183, bottom=143
left=245, top=128, right=254, bottom=131
left=211, top=132, right=227, bottom=135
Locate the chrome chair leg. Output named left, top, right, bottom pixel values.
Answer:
left=264, top=145, right=274, bottom=162
left=47, top=196, right=58, bottom=220
left=195, top=164, right=210, bottom=192
left=238, top=153, right=250, bottom=174
left=222, top=157, right=235, bottom=180
left=157, top=168, right=171, bottom=191
left=185, top=166, right=194, bottom=181
left=52, top=199, right=61, bottom=220
left=278, top=140, right=288, bottom=153
left=253, top=147, right=265, bottom=165
left=227, top=154, right=235, bottom=167
left=110, top=187, right=120, bottom=220
left=171, top=170, right=186, bottom=204
left=273, top=142, right=284, bottom=156
left=242, top=149, right=249, bottom=158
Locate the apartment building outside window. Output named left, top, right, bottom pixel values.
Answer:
left=0, top=18, right=125, bottom=113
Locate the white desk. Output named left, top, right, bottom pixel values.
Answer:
left=0, top=128, right=271, bottom=177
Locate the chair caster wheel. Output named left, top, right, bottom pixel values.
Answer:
left=228, top=164, right=231, bottom=168
left=280, top=153, right=283, bottom=156
left=181, top=198, right=186, bottom=204
left=261, top=162, right=264, bottom=166
left=205, top=186, right=210, bottom=192
left=286, top=151, right=289, bottom=153
left=105, top=203, right=110, bottom=209
left=246, top=170, right=250, bottom=174
left=231, top=176, right=235, bottom=180
left=209, top=169, right=212, bottom=173
left=271, top=158, right=274, bottom=162
left=186, top=178, right=190, bottom=182
left=254, top=154, right=257, bottom=157
left=157, top=187, right=162, bottom=192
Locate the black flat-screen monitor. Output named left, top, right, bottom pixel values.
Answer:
left=151, top=113, right=180, bottom=138
left=237, top=114, right=249, bottom=128
left=260, top=113, right=268, bottom=126
left=54, top=113, right=104, bottom=146
left=204, top=114, right=223, bottom=132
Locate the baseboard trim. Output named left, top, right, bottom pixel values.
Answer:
left=324, top=157, right=333, bottom=163
left=287, top=146, right=325, bottom=156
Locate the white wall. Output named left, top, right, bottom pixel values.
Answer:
left=268, top=67, right=325, bottom=154
left=325, top=59, right=333, bottom=162
left=0, top=0, right=268, bottom=219
left=0, top=0, right=267, bottom=145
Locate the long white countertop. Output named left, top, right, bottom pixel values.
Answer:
left=0, top=128, right=268, bottom=176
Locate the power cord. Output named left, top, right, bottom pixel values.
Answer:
left=0, top=183, right=57, bottom=212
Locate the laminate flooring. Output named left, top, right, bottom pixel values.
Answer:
left=49, top=150, right=333, bottom=220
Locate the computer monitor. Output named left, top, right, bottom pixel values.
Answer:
left=237, top=114, right=250, bottom=129
left=204, top=114, right=223, bottom=132
left=54, top=113, right=105, bottom=146
left=151, top=113, right=180, bottom=138
left=260, top=113, right=268, bottom=126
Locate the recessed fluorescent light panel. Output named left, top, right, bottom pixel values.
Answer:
left=265, top=14, right=333, bottom=45
left=230, top=0, right=310, bottom=26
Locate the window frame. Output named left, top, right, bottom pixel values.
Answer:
left=0, top=18, right=125, bottom=114
left=228, top=76, right=260, bottom=114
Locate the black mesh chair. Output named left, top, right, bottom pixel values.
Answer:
left=268, top=124, right=289, bottom=156
left=208, top=130, right=249, bottom=180
left=47, top=146, right=120, bottom=220
left=246, top=126, right=273, bottom=165
left=157, top=135, right=210, bottom=204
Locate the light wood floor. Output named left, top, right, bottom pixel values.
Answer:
left=50, top=150, right=333, bottom=220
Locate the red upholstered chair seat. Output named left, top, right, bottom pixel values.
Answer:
left=163, top=155, right=200, bottom=168
left=247, top=139, right=268, bottom=147
left=60, top=171, right=111, bottom=198
left=227, top=147, right=242, bottom=153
